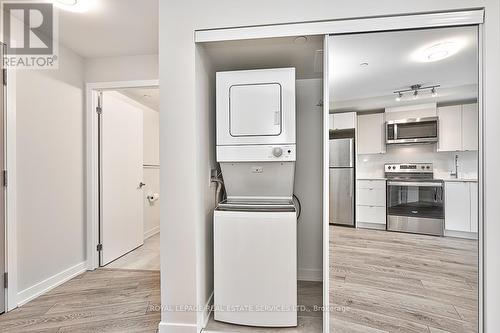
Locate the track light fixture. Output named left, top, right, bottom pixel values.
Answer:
left=394, top=84, right=440, bottom=101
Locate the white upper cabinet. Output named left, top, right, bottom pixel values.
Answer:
left=437, top=103, right=478, bottom=152
left=437, top=105, right=462, bottom=152
left=357, top=113, right=385, bottom=155
left=330, top=112, right=356, bottom=130
left=461, top=103, right=479, bottom=151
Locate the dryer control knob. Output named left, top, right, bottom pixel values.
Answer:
left=272, top=147, right=283, bottom=157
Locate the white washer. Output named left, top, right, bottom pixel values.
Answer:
left=214, top=205, right=297, bottom=327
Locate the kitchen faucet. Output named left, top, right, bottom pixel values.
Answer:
left=450, top=154, right=459, bottom=179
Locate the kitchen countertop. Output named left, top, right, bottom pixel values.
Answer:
left=440, top=178, right=478, bottom=182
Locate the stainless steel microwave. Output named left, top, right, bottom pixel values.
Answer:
left=386, top=116, right=438, bottom=144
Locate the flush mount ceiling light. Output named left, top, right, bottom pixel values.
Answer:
left=394, top=84, right=440, bottom=101
left=293, top=36, right=308, bottom=45
left=56, top=0, right=77, bottom=4
left=411, top=39, right=465, bottom=63
left=53, top=0, right=97, bottom=12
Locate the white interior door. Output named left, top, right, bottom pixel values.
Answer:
left=100, top=91, right=144, bottom=266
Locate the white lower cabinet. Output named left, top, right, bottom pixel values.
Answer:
left=444, top=181, right=478, bottom=238
left=356, top=180, right=386, bottom=229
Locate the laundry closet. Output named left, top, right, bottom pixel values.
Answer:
left=195, top=35, right=326, bottom=330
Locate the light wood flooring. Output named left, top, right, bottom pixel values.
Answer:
left=0, top=269, right=161, bottom=333
left=106, top=233, right=160, bottom=271
left=329, top=225, right=478, bottom=333
left=204, top=281, right=323, bottom=333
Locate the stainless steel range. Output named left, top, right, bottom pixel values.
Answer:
left=385, top=163, right=444, bottom=236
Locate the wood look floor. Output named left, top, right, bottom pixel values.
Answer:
left=329, top=225, right=478, bottom=333
left=106, top=233, right=160, bottom=271
left=204, top=281, right=323, bottom=333
left=0, top=269, right=161, bottom=333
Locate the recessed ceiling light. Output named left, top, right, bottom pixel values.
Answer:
left=293, top=36, right=308, bottom=45
left=411, top=39, right=465, bottom=63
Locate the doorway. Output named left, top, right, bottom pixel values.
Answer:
left=86, top=81, right=160, bottom=271
left=327, top=26, right=481, bottom=332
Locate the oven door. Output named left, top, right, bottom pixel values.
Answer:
left=387, top=181, right=444, bottom=236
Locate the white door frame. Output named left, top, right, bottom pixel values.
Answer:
left=194, top=9, right=485, bottom=333
left=86, top=80, right=159, bottom=270
left=3, top=65, right=17, bottom=312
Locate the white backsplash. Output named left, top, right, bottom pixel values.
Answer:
left=357, top=144, right=478, bottom=180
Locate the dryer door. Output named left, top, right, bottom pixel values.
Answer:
left=216, top=68, right=296, bottom=146
left=230, top=83, right=281, bottom=137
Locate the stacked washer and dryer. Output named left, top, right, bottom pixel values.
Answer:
left=214, top=68, right=298, bottom=327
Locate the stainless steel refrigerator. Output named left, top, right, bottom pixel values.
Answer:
left=329, top=138, right=355, bottom=226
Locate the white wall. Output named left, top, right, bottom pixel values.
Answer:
left=358, top=145, right=478, bottom=180
left=16, top=45, right=86, bottom=297
left=295, top=79, right=323, bottom=281
left=159, top=1, right=500, bottom=332
left=194, top=44, right=217, bottom=328
left=85, top=54, right=159, bottom=83
left=143, top=107, right=160, bottom=238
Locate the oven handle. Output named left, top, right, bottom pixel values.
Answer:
left=387, top=181, right=443, bottom=187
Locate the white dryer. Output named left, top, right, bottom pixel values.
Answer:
left=216, top=68, right=295, bottom=146
left=214, top=68, right=297, bottom=327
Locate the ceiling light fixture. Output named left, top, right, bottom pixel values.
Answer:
left=431, top=87, right=438, bottom=97
left=411, top=39, right=466, bottom=63
left=53, top=0, right=97, bottom=13
left=293, top=36, right=308, bottom=45
left=394, top=84, right=440, bottom=102
left=56, top=0, right=77, bottom=5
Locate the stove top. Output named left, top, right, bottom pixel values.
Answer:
left=385, top=163, right=435, bottom=181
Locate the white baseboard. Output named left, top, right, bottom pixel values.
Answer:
left=144, top=226, right=160, bottom=239
left=17, top=261, right=86, bottom=306
left=445, top=230, right=478, bottom=240
left=357, top=222, right=386, bottom=230
left=298, top=268, right=323, bottom=282
left=158, top=321, right=198, bottom=333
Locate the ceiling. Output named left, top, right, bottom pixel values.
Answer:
left=118, top=88, right=159, bottom=111
left=329, top=26, right=478, bottom=112
left=203, top=35, right=324, bottom=79
left=57, top=0, right=158, bottom=58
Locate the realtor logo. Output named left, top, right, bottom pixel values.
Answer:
left=2, top=1, right=59, bottom=69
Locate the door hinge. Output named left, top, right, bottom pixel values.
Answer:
left=96, top=106, right=102, bottom=115
left=2, top=170, right=7, bottom=187
left=2, top=68, right=6, bottom=86
left=97, top=243, right=103, bottom=252
left=4, top=272, right=8, bottom=289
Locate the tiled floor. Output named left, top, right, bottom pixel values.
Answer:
left=330, top=225, right=479, bottom=333
left=105, top=233, right=160, bottom=271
